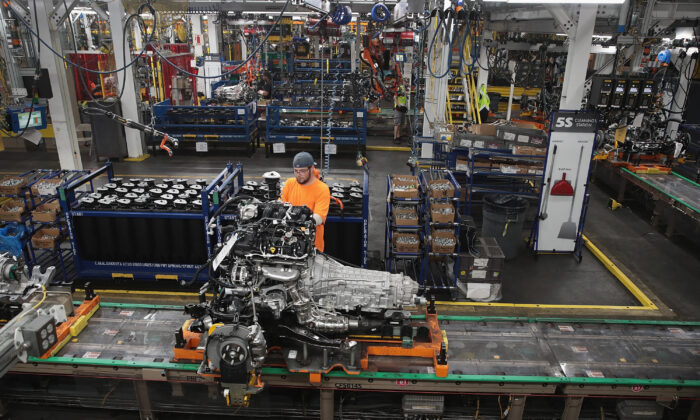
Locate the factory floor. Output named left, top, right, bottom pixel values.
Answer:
left=1, top=138, right=699, bottom=321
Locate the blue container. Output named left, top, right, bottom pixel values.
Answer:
left=0, top=223, right=28, bottom=257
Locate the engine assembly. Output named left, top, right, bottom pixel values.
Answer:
left=174, top=200, right=443, bottom=406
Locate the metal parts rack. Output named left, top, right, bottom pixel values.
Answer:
left=59, top=162, right=243, bottom=283
left=152, top=99, right=260, bottom=152
left=265, top=105, right=367, bottom=155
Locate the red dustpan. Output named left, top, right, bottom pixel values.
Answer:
left=550, top=173, right=574, bottom=196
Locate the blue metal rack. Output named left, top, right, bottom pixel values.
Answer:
left=419, top=170, right=462, bottom=298
left=265, top=105, right=367, bottom=151
left=384, top=175, right=425, bottom=279
left=325, top=171, right=370, bottom=267
left=461, top=147, right=546, bottom=216
left=1, top=169, right=91, bottom=284
left=59, top=162, right=244, bottom=283
left=152, top=99, right=260, bottom=150
left=383, top=171, right=462, bottom=298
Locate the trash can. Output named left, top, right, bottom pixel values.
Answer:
left=481, top=194, right=528, bottom=259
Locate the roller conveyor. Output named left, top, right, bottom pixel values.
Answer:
left=13, top=303, right=700, bottom=389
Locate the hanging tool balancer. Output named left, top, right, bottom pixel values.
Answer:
left=82, top=107, right=179, bottom=157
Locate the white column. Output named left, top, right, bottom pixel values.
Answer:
left=207, top=16, right=219, bottom=54
left=132, top=19, right=143, bottom=51
left=476, top=30, right=491, bottom=93
left=107, top=0, right=144, bottom=158
left=33, top=0, right=82, bottom=169
left=82, top=14, right=94, bottom=50
left=666, top=50, right=697, bottom=138
left=422, top=0, right=450, bottom=136
left=559, top=5, right=597, bottom=110
left=191, top=15, right=203, bottom=56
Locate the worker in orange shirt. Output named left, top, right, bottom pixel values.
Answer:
left=280, top=152, right=331, bottom=252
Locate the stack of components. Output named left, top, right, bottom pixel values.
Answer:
left=240, top=172, right=282, bottom=202
left=163, top=107, right=247, bottom=125
left=210, top=81, right=257, bottom=106
left=71, top=177, right=211, bottom=265
left=271, top=71, right=371, bottom=108
left=76, top=177, right=209, bottom=213
left=457, top=236, right=505, bottom=302
left=328, top=181, right=364, bottom=217
left=277, top=118, right=353, bottom=129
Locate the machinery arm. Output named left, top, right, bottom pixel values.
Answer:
left=81, top=107, right=179, bottom=157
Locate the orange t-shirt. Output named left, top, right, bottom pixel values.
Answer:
left=280, top=177, right=330, bottom=251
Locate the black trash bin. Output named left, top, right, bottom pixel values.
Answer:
left=481, top=194, right=529, bottom=259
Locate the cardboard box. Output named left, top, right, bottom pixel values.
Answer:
left=393, top=233, right=420, bottom=253
left=0, top=176, right=26, bottom=195
left=430, top=202, right=455, bottom=224
left=455, top=158, right=470, bottom=172
left=499, top=164, right=529, bottom=175
left=391, top=175, right=419, bottom=199
left=455, top=133, right=497, bottom=149
left=31, top=178, right=62, bottom=197
left=512, top=145, right=547, bottom=156
left=431, top=230, right=456, bottom=254
left=32, top=199, right=61, bottom=223
left=469, top=123, right=498, bottom=136
left=496, top=126, right=548, bottom=147
left=31, top=227, right=61, bottom=249
left=427, top=179, right=454, bottom=198
left=0, top=199, right=25, bottom=222
left=394, top=207, right=419, bottom=226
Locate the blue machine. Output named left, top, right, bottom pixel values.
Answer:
left=59, top=162, right=244, bottom=283
left=6, top=105, right=47, bottom=132
left=152, top=99, right=259, bottom=150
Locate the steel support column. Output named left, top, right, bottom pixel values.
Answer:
left=559, top=5, right=597, bottom=110
left=666, top=51, right=696, bottom=138
left=475, top=30, right=491, bottom=95
left=191, top=15, right=205, bottom=94
left=320, top=389, right=334, bottom=420
left=107, top=0, right=145, bottom=158
left=133, top=380, right=155, bottom=420
left=561, top=396, right=584, bottom=420
left=207, top=16, right=219, bottom=54
left=33, top=0, right=83, bottom=169
left=422, top=0, right=450, bottom=136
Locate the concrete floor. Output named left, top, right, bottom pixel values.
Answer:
left=1, top=139, right=698, bottom=320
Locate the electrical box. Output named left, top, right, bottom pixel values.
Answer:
left=6, top=105, right=47, bottom=133
left=394, top=53, right=406, bottom=63
left=610, top=79, right=628, bottom=108
left=590, top=76, right=613, bottom=108
left=21, top=315, right=57, bottom=357
left=638, top=79, right=655, bottom=109
left=625, top=79, right=641, bottom=108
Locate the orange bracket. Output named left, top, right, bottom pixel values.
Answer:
left=361, top=308, right=449, bottom=377
left=41, top=295, right=101, bottom=359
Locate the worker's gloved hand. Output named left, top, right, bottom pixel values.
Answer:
left=312, top=213, right=323, bottom=226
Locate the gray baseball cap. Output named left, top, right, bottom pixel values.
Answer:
left=293, top=152, right=314, bottom=168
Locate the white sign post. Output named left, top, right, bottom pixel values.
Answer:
left=535, top=112, right=598, bottom=254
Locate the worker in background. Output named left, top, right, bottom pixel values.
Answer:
left=280, top=152, right=330, bottom=251
left=478, top=84, right=490, bottom=123
left=393, top=84, right=408, bottom=144
left=258, top=71, right=272, bottom=99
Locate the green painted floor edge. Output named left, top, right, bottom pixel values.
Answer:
left=411, top=314, right=700, bottom=326
left=76, top=302, right=700, bottom=326
left=24, top=358, right=700, bottom=387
